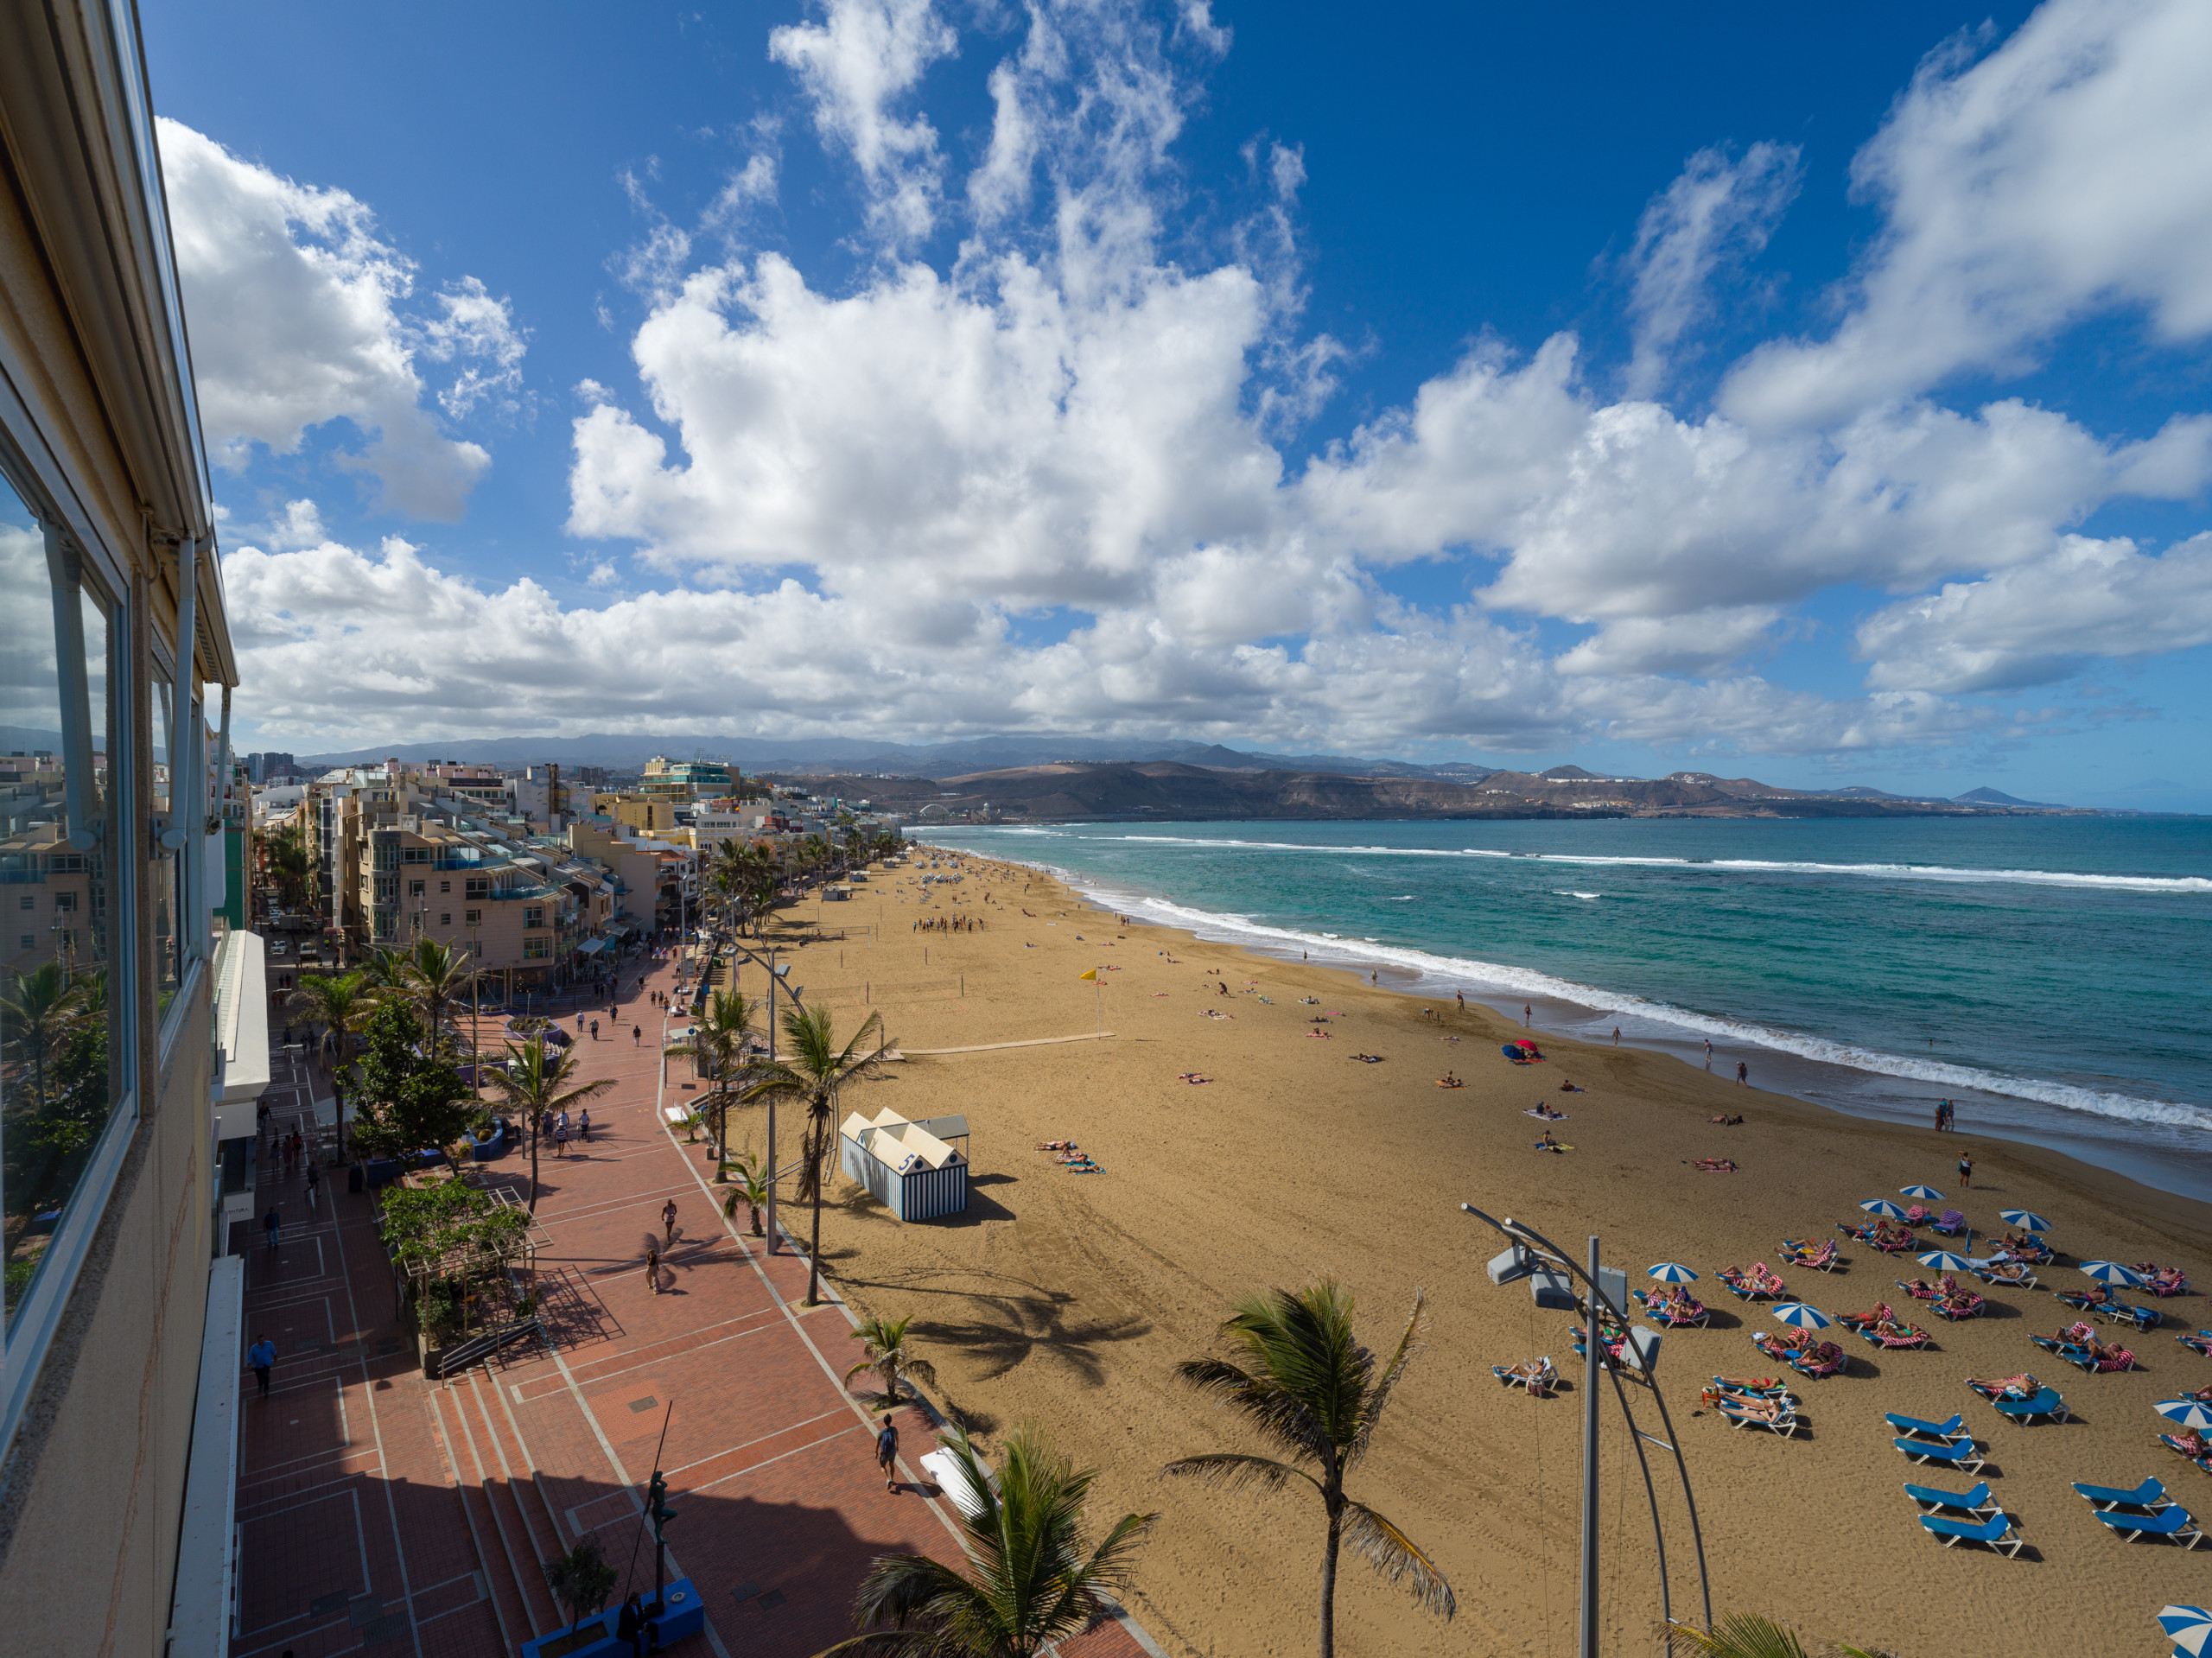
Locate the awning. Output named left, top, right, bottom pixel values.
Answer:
left=577, top=938, right=607, bottom=956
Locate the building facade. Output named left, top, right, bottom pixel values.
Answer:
left=1, top=6, right=254, bottom=1649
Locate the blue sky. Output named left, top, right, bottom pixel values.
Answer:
left=144, top=2, right=2212, bottom=807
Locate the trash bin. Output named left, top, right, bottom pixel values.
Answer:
left=347, top=1163, right=364, bottom=1193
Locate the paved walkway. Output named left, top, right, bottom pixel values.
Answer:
left=231, top=950, right=1157, bottom=1657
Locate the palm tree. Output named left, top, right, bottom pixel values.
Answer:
left=1668, top=1613, right=1884, bottom=1658
left=739, top=1003, right=893, bottom=1306
left=822, top=1426, right=1152, bottom=1658
left=662, top=989, right=759, bottom=1178
left=486, top=1037, right=617, bottom=1213
left=289, top=969, right=374, bottom=1163
left=398, top=936, right=477, bottom=1058
left=1, top=962, right=86, bottom=1109
left=1164, top=1280, right=1453, bottom=1658
left=721, top=1152, right=772, bottom=1236
left=359, top=946, right=413, bottom=1001
left=844, top=1312, right=938, bottom=1412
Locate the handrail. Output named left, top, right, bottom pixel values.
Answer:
left=433, top=1315, right=543, bottom=1378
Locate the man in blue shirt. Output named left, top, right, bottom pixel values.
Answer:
left=247, top=1334, right=276, bottom=1399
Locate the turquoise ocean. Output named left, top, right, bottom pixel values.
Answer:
left=907, top=816, right=2212, bottom=1200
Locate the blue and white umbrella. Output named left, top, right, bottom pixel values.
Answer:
left=1916, top=1251, right=1975, bottom=1272
left=1859, top=1198, right=1908, bottom=1218
left=2155, top=1398, right=2212, bottom=1432
left=1999, top=1209, right=2051, bottom=1232
left=2158, top=1604, right=2212, bottom=1658
left=1772, top=1303, right=1834, bottom=1330
left=2080, top=1261, right=2145, bottom=1289
left=1900, top=1185, right=1944, bottom=1200
left=1646, top=1262, right=1699, bottom=1283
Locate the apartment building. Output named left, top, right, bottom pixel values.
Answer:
left=639, top=753, right=734, bottom=800
left=2, top=6, right=259, bottom=1649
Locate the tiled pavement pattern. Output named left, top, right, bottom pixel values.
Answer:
left=231, top=959, right=1158, bottom=1658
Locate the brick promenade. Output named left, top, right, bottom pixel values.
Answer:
left=230, top=950, right=1160, bottom=1658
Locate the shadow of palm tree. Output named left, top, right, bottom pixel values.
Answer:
left=909, top=1289, right=1152, bottom=1387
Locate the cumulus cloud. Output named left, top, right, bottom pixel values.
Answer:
left=769, top=0, right=957, bottom=245
left=158, top=119, right=519, bottom=518
left=1723, top=0, right=2212, bottom=426
left=223, top=529, right=2002, bottom=758
left=539, top=0, right=2212, bottom=760
left=1858, top=533, right=2212, bottom=692
left=1622, top=142, right=1802, bottom=397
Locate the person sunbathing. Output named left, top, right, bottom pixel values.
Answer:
left=1726, top=1394, right=1791, bottom=1422
left=2163, top=1427, right=2211, bottom=1458
left=1706, top=1112, right=1745, bottom=1124
left=1558, top=1079, right=1584, bottom=1092
left=1499, top=1359, right=1553, bottom=1397
left=1843, top=1302, right=1896, bottom=1325
left=1965, top=1374, right=2038, bottom=1399
left=1535, top=1130, right=1561, bottom=1150
left=1438, top=1072, right=1464, bottom=1087
left=1711, top=1375, right=1785, bottom=1394
left=1980, top=1261, right=2034, bottom=1282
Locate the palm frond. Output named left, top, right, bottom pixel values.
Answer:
left=1665, top=1614, right=1813, bottom=1658
left=1157, top=1452, right=1316, bottom=1496
left=1339, top=1498, right=1455, bottom=1617
left=1350, top=1286, right=1429, bottom=1461
left=1172, top=1355, right=1333, bottom=1467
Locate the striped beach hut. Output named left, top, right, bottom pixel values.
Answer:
left=839, top=1106, right=970, bottom=1221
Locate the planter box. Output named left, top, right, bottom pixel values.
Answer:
left=521, top=1579, right=705, bottom=1658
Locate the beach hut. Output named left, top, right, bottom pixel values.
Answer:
left=839, top=1106, right=969, bottom=1221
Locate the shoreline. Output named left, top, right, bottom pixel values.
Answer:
left=753, top=849, right=2212, bottom=1657
left=911, top=830, right=2212, bottom=1201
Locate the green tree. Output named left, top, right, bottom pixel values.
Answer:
left=289, top=969, right=375, bottom=1163
left=721, top=1151, right=772, bottom=1236
left=0, top=962, right=84, bottom=1113
left=545, top=1538, right=619, bottom=1637
left=844, top=1312, right=938, bottom=1411
left=485, top=1037, right=616, bottom=1213
left=1164, top=1280, right=1453, bottom=1658
left=350, top=1001, right=486, bottom=1177
left=397, top=936, right=478, bottom=1059
left=741, top=1003, right=893, bottom=1306
left=823, top=1426, right=1152, bottom=1658
left=663, top=989, right=759, bottom=1178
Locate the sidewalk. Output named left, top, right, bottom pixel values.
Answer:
left=230, top=950, right=1158, bottom=1657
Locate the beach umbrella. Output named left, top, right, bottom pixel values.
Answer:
left=1999, top=1209, right=2050, bottom=1232
left=1771, top=1303, right=1834, bottom=1330
left=1859, top=1198, right=1908, bottom=1218
left=2154, top=1398, right=2212, bottom=1432
left=1916, top=1251, right=1974, bottom=1272
left=2157, top=1606, right=2212, bottom=1658
left=2080, top=1261, right=2145, bottom=1289
left=1899, top=1185, right=1943, bottom=1200
left=1646, top=1263, right=1699, bottom=1283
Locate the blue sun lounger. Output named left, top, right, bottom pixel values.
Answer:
left=1918, top=1509, right=2024, bottom=1555
left=1887, top=1411, right=1969, bottom=1442
left=2071, top=1476, right=2169, bottom=1514
left=2090, top=1505, right=2202, bottom=1548
left=1902, top=1479, right=1999, bottom=1517
left=1989, top=1386, right=2070, bottom=1424
left=1894, top=1436, right=1986, bottom=1473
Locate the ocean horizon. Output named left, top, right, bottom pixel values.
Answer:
left=910, top=815, right=2212, bottom=1200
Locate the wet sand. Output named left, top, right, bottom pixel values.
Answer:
left=724, top=854, right=2212, bottom=1658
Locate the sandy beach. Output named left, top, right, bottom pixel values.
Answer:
left=700, top=853, right=2212, bottom=1657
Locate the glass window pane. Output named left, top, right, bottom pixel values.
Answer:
left=149, top=672, right=179, bottom=1008
left=2, top=479, right=121, bottom=1328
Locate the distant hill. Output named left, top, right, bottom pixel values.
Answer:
left=1954, top=786, right=2058, bottom=808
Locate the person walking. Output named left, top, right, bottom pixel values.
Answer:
left=875, top=1415, right=899, bottom=1492
left=632, top=1025, right=641, bottom=1045
left=590, top=1019, right=600, bottom=1041
left=1703, top=1037, right=1713, bottom=1069
left=1957, top=1150, right=1974, bottom=1189
left=579, top=1108, right=591, bottom=1143
left=553, top=1122, right=569, bottom=1158
left=1736, top=1060, right=1749, bottom=1086
left=263, top=1205, right=282, bottom=1252
left=247, top=1333, right=276, bottom=1399
left=305, top=1162, right=320, bottom=1213
left=1522, top=1003, right=1532, bottom=1026
left=644, top=1243, right=661, bottom=1294
left=661, top=1199, right=677, bottom=1246
left=1611, top=1026, right=1620, bottom=1046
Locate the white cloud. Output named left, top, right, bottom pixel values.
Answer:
left=1622, top=142, right=1801, bottom=397
left=1858, top=533, right=2212, bottom=692
left=769, top=0, right=957, bottom=246
left=223, top=530, right=2004, bottom=759
left=1724, top=0, right=2212, bottom=426
left=158, top=119, right=518, bottom=518
left=542, top=0, right=2212, bottom=763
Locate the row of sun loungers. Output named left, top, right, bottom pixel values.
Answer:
left=1901, top=1471, right=2202, bottom=1556
left=1838, top=1305, right=1933, bottom=1348
left=1716, top=1264, right=1788, bottom=1300
left=1894, top=1279, right=1987, bottom=1319
left=2055, top=1291, right=2162, bottom=1331
left=2030, top=1324, right=2136, bottom=1371
left=2073, top=1477, right=2203, bottom=1547
left=1705, top=1376, right=1802, bottom=1437
left=1887, top=1416, right=2023, bottom=1552
left=1751, top=1332, right=1849, bottom=1377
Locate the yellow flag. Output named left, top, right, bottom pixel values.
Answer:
left=1078, top=968, right=1097, bottom=981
